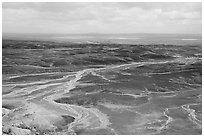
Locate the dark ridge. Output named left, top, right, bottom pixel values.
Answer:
left=140, top=53, right=174, bottom=60
left=61, top=115, right=75, bottom=124
left=2, top=104, right=16, bottom=110
left=55, top=91, right=148, bottom=107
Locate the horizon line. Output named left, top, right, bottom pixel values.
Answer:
left=2, top=32, right=202, bottom=35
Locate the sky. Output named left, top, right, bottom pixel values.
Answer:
left=2, top=2, right=202, bottom=34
